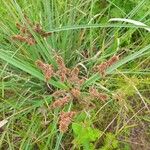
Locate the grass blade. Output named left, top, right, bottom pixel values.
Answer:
left=0, top=50, right=68, bottom=89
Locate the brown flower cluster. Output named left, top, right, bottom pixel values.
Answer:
left=35, top=55, right=84, bottom=87
left=89, top=87, right=108, bottom=101
left=55, top=55, right=70, bottom=82
left=55, top=55, right=84, bottom=87
left=12, top=15, right=52, bottom=45
left=70, top=88, right=81, bottom=99
left=51, top=96, right=71, bottom=109
left=35, top=55, right=112, bottom=132
left=68, top=67, right=85, bottom=86
left=12, top=34, right=36, bottom=45
left=52, top=90, right=67, bottom=98
left=50, top=90, right=77, bottom=133
left=59, top=111, right=76, bottom=133
left=33, top=23, right=52, bottom=37
left=35, top=60, right=54, bottom=82
left=95, top=55, right=119, bottom=76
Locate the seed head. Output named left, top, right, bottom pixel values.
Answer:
left=55, top=55, right=69, bottom=82
left=89, top=87, right=108, bottom=101
left=34, top=23, right=52, bottom=37
left=107, top=55, right=119, bottom=67
left=12, top=35, right=27, bottom=42
left=51, top=96, right=71, bottom=109
left=97, top=62, right=108, bottom=77
left=71, top=88, right=81, bottom=98
left=26, top=37, right=36, bottom=45
left=95, top=55, right=119, bottom=77
left=59, top=111, right=76, bottom=132
left=36, top=60, right=54, bottom=81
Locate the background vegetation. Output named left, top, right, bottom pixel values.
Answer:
left=0, top=0, right=150, bottom=149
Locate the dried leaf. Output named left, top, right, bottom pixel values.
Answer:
left=0, top=119, right=8, bottom=128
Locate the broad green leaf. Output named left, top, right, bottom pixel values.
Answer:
left=72, top=122, right=101, bottom=145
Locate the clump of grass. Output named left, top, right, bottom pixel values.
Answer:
left=35, top=54, right=111, bottom=133
left=0, top=0, right=150, bottom=150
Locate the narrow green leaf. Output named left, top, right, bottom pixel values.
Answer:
left=82, top=44, right=150, bottom=88
left=47, top=24, right=149, bottom=32
left=0, top=50, right=68, bottom=89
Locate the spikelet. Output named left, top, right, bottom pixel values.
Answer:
left=24, top=15, right=52, bottom=38
left=71, top=88, right=81, bottom=98
left=16, top=23, right=22, bottom=30
left=16, top=23, right=26, bottom=34
left=69, top=67, right=80, bottom=82
left=68, top=67, right=84, bottom=85
left=12, top=35, right=27, bottom=42
left=34, top=23, right=41, bottom=32
left=56, top=55, right=66, bottom=69
left=96, top=55, right=119, bottom=76
left=34, top=23, right=52, bottom=37
left=89, top=87, right=108, bottom=101
left=35, top=60, right=54, bottom=81
left=59, top=111, right=76, bottom=132
left=56, top=55, right=69, bottom=82
left=60, top=111, right=76, bottom=119
left=26, top=37, right=36, bottom=45
left=12, top=34, right=36, bottom=45
left=41, top=32, right=52, bottom=37
left=13, top=15, right=52, bottom=46
left=13, top=21, right=36, bottom=45
left=24, top=14, right=33, bottom=26
left=35, top=60, right=46, bottom=70
left=97, top=93, right=108, bottom=101
left=78, top=78, right=85, bottom=85
left=71, top=67, right=79, bottom=77
left=107, top=55, right=119, bottom=67
left=52, top=90, right=67, bottom=98
left=44, top=64, right=54, bottom=81
left=89, top=87, right=100, bottom=98
left=96, top=62, right=108, bottom=77
left=51, top=96, right=70, bottom=109
left=60, top=73, right=66, bottom=82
